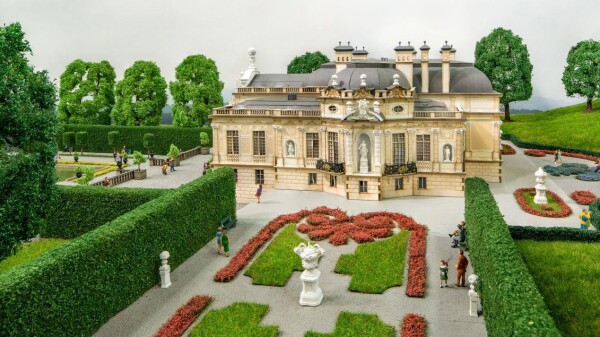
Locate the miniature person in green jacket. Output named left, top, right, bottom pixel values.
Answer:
left=222, top=230, right=230, bottom=257
left=440, top=260, right=449, bottom=288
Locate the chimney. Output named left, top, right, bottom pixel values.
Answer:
left=334, top=41, right=354, bottom=73
left=394, top=41, right=415, bottom=87
left=440, top=41, right=452, bottom=93
left=420, top=41, right=430, bottom=93
left=352, top=46, right=369, bottom=60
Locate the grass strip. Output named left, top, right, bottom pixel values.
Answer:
left=304, top=311, right=395, bottom=337
left=335, top=230, right=409, bottom=293
left=188, top=302, right=278, bottom=337
left=516, top=240, right=600, bottom=337
left=0, top=239, right=69, bottom=274
left=244, top=224, right=303, bottom=286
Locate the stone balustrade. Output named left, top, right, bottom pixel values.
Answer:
left=91, top=170, right=134, bottom=186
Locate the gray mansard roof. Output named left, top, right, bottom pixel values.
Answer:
left=247, top=58, right=495, bottom=94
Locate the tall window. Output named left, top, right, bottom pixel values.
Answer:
left=330, top=175, right=337, bottom=187
left=395, top=178, right=404, bottom=190
left=328, top=132, right=339, bottom=162
left=392, top=133, right=405, bottom=164
left=308, top=173, right=317, bottom=185
left=416, top=135, right=431, bottom=161
left=255, top=169, right=264, bottom=184
left=418, top=177, right=427, bottom=189
left=227, top=130, right=239, bottom=155
left=306, top=133, right=319, bottom=158
left=253, top=131, right=266, bottom=155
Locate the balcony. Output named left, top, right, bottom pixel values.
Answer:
left=213, top=109, right=321, bottom=118
left=316, top=160, right=345, bottom=174
left=236, top=87, right=324, bottom=94
left=413, top=111, right=463, bottom=119
left=383, top=162, right=418, bottom=176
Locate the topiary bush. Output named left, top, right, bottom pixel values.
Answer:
left=58, top=124, right=211, bottom=154
left=591, top=200, right=600, bottom=229
left=75, top=131, right=88, bottom=154
left=0, top=168, right=235, bottom=337
left=62, top=131, right=75, bottom=152
left=502, top=133, right=600, bottom=158
left=465, top=177, right=561, bottom=337
left=108, top=130, right=120, bottom=154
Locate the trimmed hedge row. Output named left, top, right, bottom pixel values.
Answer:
left=0, top=168, right=236, bottom=337
left=465, top=177, right=561, bottom=337
left=501, top=132, right=600, bottom=157
left=591, top=200, right=600, bottom=229
left=509, top=226, right=600, bottom=242
left=43, top=186, right=168, bottom=239
left=57, top=124, right=213, bottom=154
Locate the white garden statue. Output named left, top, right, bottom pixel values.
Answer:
left=358, top=140, right=369, bottom=173
left=534, top=167, right=548, bottom=204
left=468, top=274, right=480, bottom=317
left=294, top=242, right=325, bottom=306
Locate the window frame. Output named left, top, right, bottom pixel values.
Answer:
left=359, top=180, right=368, bottom=193
left=416, top=134, right=431, bottom=161
left=253, top=130, right=266, bottom=156
left=418, top=177, right=427, bottom=189
left=329, top=175, right=337, bottom=187
left=226, top=130, right=239, bottom=155
left=392, top=133, right=406, bottom=165
left=328, top=132, right=339, bottom=163
left=395, top=177, right=403, bottom=190
left=306, top=132, right=319, bottom=158
left=255, top=169, right=265, bottom=185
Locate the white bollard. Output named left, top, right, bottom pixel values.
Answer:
left=468, top=274, right=480, bottom=317
left=159, top=251, right=171, bottom=288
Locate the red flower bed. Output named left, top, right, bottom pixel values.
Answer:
left=514, top=188, right=572, bottom=217
left=214, top=208, right=429, bottom=298
left=570, top=190, right=598, bottom=205
left=540, top=150, right=599, bottom=163
left=501, top=144, right=516, bottom=155
left=400, top=313, right=427, bottom=337
left=154, top=295, right=212, bottom=337
left=524, top=149, right=546, bottom=157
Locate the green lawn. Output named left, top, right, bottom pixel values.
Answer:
left=516, top=240, right=600, bottom=337
left=244, top=223, right=304, bottom=286
left=521, top=190, right=563, bottom=212
left=189, top=302, right=278, bottom=337
left=0, top=239, right=70, bottom=274
left=335, top=230, right=409, bottom=293
left=304, top=311, right=395, bottom=337
left=501, top=99, right=600, bottom=152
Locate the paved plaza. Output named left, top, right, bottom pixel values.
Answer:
left=87, top=143, right=598, bottom=337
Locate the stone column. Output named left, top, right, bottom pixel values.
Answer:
left=211, top=125, right=219, bottom=163
left=273, top=126, right=283, bottom=166
left=492, top=121, right=501, bottom=161
left=319, top=127, right=327, bottom=161
left=373, top=130, right=382, bottom=168
left=297, top=127, right=306, bottom=167
left=431, top=128, right=440, bottom=171
left=384, top=130, right=392, bottom=164
left=464, top=122, right=471, bottom=160
left=455, top=128, right=465, bottom=172
left=344, top=129, right=353, bottom=174
left=406, top=128, right=416, bottom=162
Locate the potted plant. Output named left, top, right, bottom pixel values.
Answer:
left=132, top=151, right=147, bottom=180
left=75, top=166, right=84, bottom=178
left=122, top=151, right=129, bottom=164
left=108, top=131, right=120, bottom=158
left=73, top=152, right=79, bottom=162
left=200, top=132, right=210, bottom=155
left=143, top=133, right=155, bottom=159
left=77, top=166, right=96, bottom=186
left=167, top=144, right=181, bottom=166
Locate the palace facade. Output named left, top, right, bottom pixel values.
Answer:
left=210, top=41, right=502, bottom=201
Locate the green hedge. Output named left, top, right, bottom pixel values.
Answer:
left=501, top=132, right=600, bottom=157
left=465, top=177, right=561, bottom=337
left=0, top=168, right=236, bottom=337
left=590, top=200, right=600, bottom=230
left=57, top=124, right=213, bottom=154
left=43, top=186, right=168, bottom=239
left=509, top=225, right=600, bottom=242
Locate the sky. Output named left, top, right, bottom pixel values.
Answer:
left=2, top=0, right=599, bottom=106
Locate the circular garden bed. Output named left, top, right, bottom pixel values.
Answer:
left=514, top=188, right=572, bottom=217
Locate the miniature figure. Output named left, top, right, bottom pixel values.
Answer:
left=440, top=260, right=449, bottom=288
left=256, top=184, right=262, bottom=203
left=221, top=229, right=229, bottom=257
left=455, top=249, right=468, bottom=287
left=579, top=209, right=590, bottom=230
left=216, top=226, right=223, bottom=255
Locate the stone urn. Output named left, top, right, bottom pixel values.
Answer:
left=294, top=242, right=325, bottom=306
left=534, top=167, right=548, bottom=204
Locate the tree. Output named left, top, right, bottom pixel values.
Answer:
left=0, top=23, right=58, bottom=259
left=474, top=28, right=533, bottom=121
left=112, top=61, right=167, bottom=126
left=561, top=40, right=600, bottom=111
left=287, top=51, right=330, bottom=74
left=58, top=59, right=116, bottom=125
left=169, top=55, right=224, bottom=127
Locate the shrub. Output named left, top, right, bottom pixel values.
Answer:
left=591, top=200, right=600, bottom=229
left=501, top=132, right=600, bottom=158
left=57, top=124, right=212, bottom=154
left=62, top=131, right=75, bottom=151
left=570, top=190, right=598, bottom=205
left=0, top=169, right=235, bottom=337
left=501, top=144, right=516, bottom=155
left=400, top=313, right=427, bottom=337
left=108, top=130, right=120, bottom=153
left=167, top=144, right=181, bottom=158
left=524, top=149, right=546, bottom=157
left=77, top=166, right=96, bottom=186
left=199, top=132, right=209, bottom=147
left=143, top=133, right=156, bottom=155
left=465, top=178, right=561, bottom=337
left=133, top=150, right=147, bottom=171
left=509, top=226, right=600, bottom=242
left=75, top=131, right=88, bottom=154
left=43, top=186, right=167, bottom=239
left=154, top=295, right=213, bottom=337
left=513, top=188, right=572, bottom=218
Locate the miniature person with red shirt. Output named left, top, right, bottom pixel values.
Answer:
left=455, top=249, right=469, bottom=287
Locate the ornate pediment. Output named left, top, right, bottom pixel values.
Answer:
left=353, top=86, right=373, bottom=99
left=322, top=87, right=341, bottom=98
left=387, top=86, right=408, bottom=98
left=343, top=99, right=384, bottom=122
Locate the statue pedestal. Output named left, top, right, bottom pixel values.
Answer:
left=359, top=158, right=368, bottom=174
left=299, top=269, right=323, bottom=306
left=534, top=184, right=548, bottom=204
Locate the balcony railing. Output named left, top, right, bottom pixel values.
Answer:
left=213, top=109, right=321, bottom=118
left=413, top=111, right=463, bottom=119
left=226, top=154, right=239, bottom=162
left=316, top=160, right=345, bottom=174
left=416, top=161, right=433, bottom=172
left=253, top=155, right=266, bottom=163
left=236, top=87, right=324, bottom=94
left=383, top=162, right=418, bottom=176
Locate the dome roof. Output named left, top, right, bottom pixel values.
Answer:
left=304, top=64, right=336, bottom=86
left=413, top=63, right=494, bottom=94
left=335, top=61, right=410, bottom=90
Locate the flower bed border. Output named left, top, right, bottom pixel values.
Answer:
left=501, top=144, right=516, bottom=155
left=524, top=149, right=546, bottom=157
left=570, top=190, right=598, bottom=205
left=214, top=207, right=428, bottom=297
left=400, top=313, right=427, bottom=337
left=154, top=295, right=213, bottom=337
left=514, top=188, right=572, bottom=217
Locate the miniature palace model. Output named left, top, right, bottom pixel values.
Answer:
left=210, top=41, right=502, bottom=200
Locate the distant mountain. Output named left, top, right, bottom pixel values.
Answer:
left=507, top=96, right=580, bottom=112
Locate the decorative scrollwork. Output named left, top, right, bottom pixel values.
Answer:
left=383, top=162, right=418, bottom=176
left=316, top=159, right=345, bottom=174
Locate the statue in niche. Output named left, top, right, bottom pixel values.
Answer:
left=286, top=140, right=295, bottom=157
left=443, top=144, right=453, bottom=162
left=358, top=140, right=369, bottom=173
